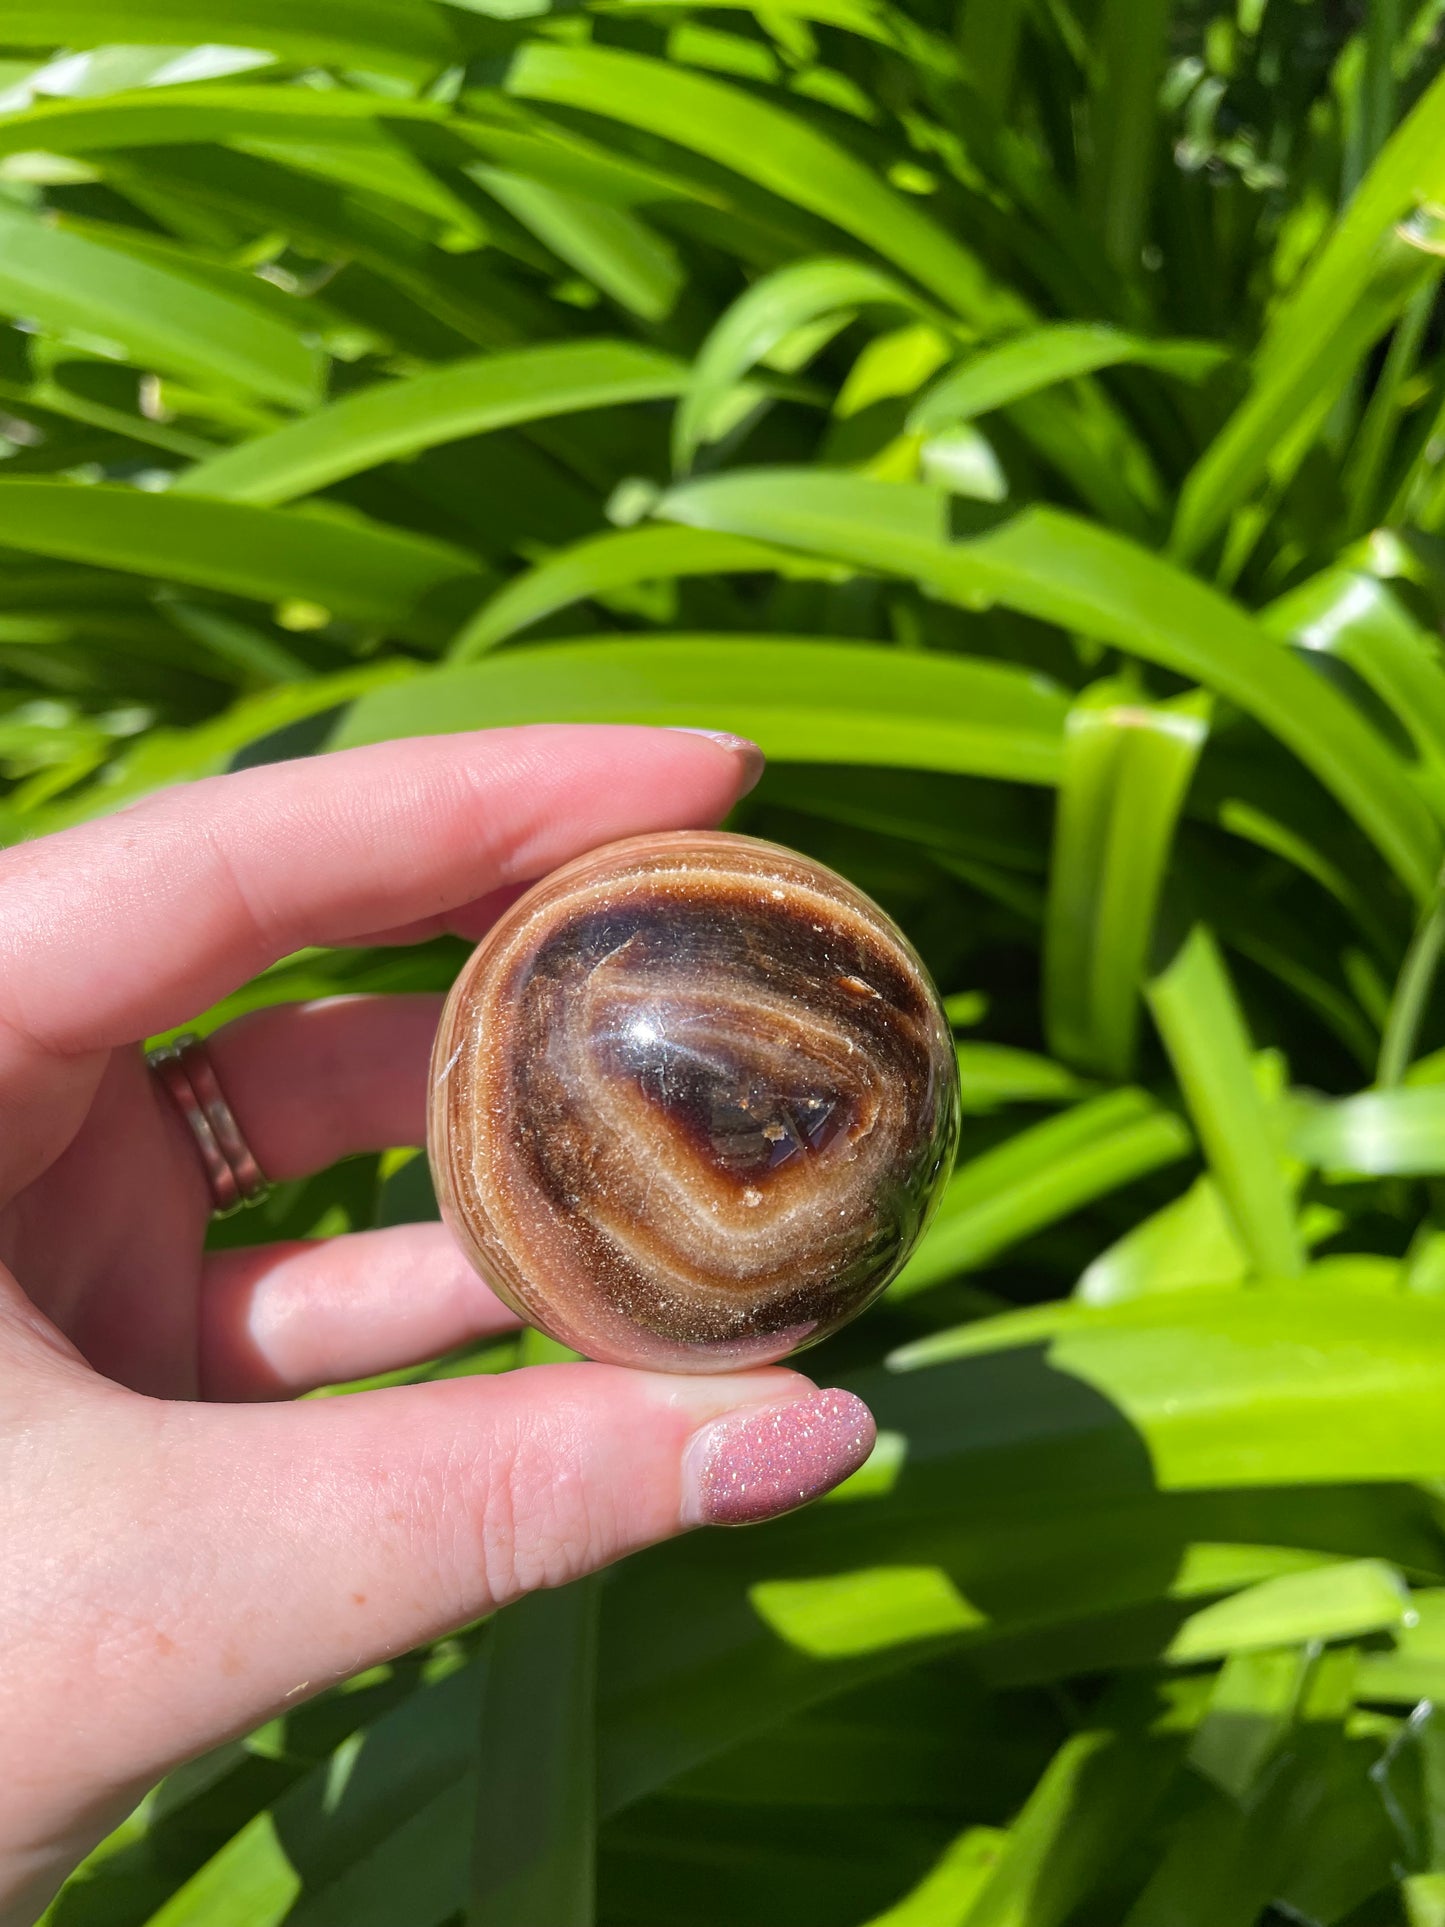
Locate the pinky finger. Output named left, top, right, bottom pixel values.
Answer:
left=201, top=1223, right=521, bottom=1401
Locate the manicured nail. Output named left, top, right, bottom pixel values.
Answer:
left=683, top=1389, right=876, bottom=1528
left=668, top=728, right=766, bottom=797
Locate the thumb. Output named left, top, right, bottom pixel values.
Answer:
left=17, top=1366, right=872, bottom=1857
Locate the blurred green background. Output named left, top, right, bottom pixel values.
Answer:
left=6, top=1, right=1445, bottom=1921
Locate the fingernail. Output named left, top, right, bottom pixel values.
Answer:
left=668, top=728, right=766, bottom=797
left=682, top=1389, right=876, bottom=1528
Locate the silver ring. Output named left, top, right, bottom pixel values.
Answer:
left=147, top=1033, right=271, bottom=1218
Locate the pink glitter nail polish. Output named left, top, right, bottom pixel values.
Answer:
left=685, top=1389, right=876, bottom=1528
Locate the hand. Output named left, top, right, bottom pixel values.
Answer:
left=0, top=726, right=875, bottom=1926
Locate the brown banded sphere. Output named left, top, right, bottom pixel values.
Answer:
left=428, top=831, right=960, bottom=1372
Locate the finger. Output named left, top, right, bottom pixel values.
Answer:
left=347, top=879, right=529, bottom=949
left=200, top=1223, right=521, bottom=1400
left=0, top=727, right=761, bottom=1197
left=204, top=995, right=442, bottom=1184
left=0, top=727, right=761, bottom=1055
left=15, top=1368, right=873, bottom=1850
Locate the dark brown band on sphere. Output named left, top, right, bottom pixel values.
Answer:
left=428, top=831, right=960, bottom=1372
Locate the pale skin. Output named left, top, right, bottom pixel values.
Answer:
left=0, top=725, right=872, bottom=1924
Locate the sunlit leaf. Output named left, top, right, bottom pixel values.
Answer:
left=499, top=43, right=1025, bottom=327
left=908, top=325, right=1227, bottom=435
left=178, top=343, right=688, bottom=506
left=332, top=637, right=1071, bottom=782
left=658, top=470, right=1442, bottom=897
left=1045, top=680, right=1210, bottom=1078
left=1147, top=927, right=1303, bottom=1277
left=0, top=199, right=321, bottom=407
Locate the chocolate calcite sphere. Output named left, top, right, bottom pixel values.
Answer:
left=428, top=831, right=960, bottom=1372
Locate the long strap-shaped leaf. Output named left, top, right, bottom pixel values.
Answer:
left=471, top=1580, right=599, bottom=1927
left=500, top=43, right=1025, bottom=329
left=177, top=343, right=689, bottom=506
left=892, top=1089, right=1192, bottom=1297
left=887, top=1287, right=1445, bottom=1486
left=908, top=324, right=1228, bottom=434
left=1264, top=565, right=1445, bottom=796
left=0, top=200, right=321, bottom=409
left=957, top=1727, right=1183, bottom=1927
left=1, top=0, right=458, bottom=79
left=1147, top=926, right=1302, bottom=1278
left=1292, top=1085, right=1445, bottom=1176
left=1045, top=681, right=1211, bottom=1079
left=0, top=84, right=449, bottom=161
left=657, top=470, right=1442, bottom=899
left=0, top=480, right=481, bottom=626
left=450, top=527, right=819, bottom=659
left=333, top=636, right=1070, bottom=782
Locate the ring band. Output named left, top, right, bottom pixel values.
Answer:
left=147, top=1033, right=271, bottom=1217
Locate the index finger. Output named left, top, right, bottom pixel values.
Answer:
left=0, top=724, right=761, bottom=1062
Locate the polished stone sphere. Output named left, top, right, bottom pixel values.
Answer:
left=428, top=831, right=960, bottom=1372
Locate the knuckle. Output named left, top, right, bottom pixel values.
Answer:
left=416, top=1395, right=618, bottom=1610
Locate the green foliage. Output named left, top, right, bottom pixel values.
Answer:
left=4, top=0, right=1445, bottom=1920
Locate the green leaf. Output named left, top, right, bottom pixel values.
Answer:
left=1187, top=1646, right=1311, bottom=1801
left=1263, top=564, right=1445, bottom=793
left=467, top=169, right=683, bottom=322
left=1344, top=275, right=1439, bottom=532
left=675, top=256, right=934, bottom=470
left=0, top=83, right=449, bottom=161
left=749, top=1566, right=988, bottom=1660
left=657, top=471, right=1442, bottom=899
left=32, top=665, right=415, bottom=830
left=598, top=0, right=963, bottom=76
left=1354, top=1590, right=1445, bottom=1704
left=471, top=1580, right=599, bottom=1927
left=860, top=1829, right=1006, bottom=1927
left=1075, top=1176, right=1249, bottom=1306
left=449, top=527, right=824, bottom=659
left=892, top=1090, right=1193, bottom=1297
left=1405, top=1874, right=1445, bottom=1927
left=1292, top=1085, right=1445, bottom=1176
left=958, top=1728, right=1182, bottom=1927
left=0, top=200, right=321, bottom=408
left=955, top=1042, right=1094, bottom=1114
left=1166, top=1560, right=1411, bottom=1663
left=908, top=325, right=1226, bottom=436
left=1379, top=884, right=1445, bottom=1088
left=177, top=342, right=688, bottom=506
left=1173, top=61, right=1445, bottom=560
left=141, top=1811, right=303, bottom=1926
left=332, top=636, right=1071, bottom=783
left=0, top=2, right=458, bottom=79
left=140, top=1661, right=484, bottom=1927
left=0, top=481, right=481, bottom=626
left=500, top=43, right=1025, bottom=328
left=888, top=1288, right=1445, bottom=1486
left=1045, top=680, right=1210, bottom=1079
left=1146, top=927, right=1303, bottom=1277
left=1089, top=0, right=1174, bottom=275
left=1123, top=1726, right=1386, bottom=1927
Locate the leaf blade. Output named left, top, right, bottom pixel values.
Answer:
left=177, top=342, right=689, bottom=506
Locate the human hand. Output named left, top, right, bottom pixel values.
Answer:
left=0, top=726, right=875, bottom=1925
